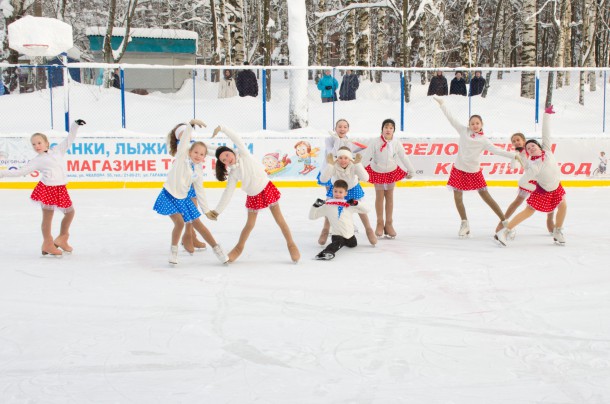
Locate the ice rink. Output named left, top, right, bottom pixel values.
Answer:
left=1, top=186, right=609, bottom=403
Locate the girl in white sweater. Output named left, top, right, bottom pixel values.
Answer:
left=153, top=120, right=228, bottom=265
left=0, top=119, right=85, bottom=256
left=166, top=123, right=210, bottom=254
left=361, top=118, right=415, bottom=239
left=209, top=126, right=300, bottom=263
left=494, top=132, right=554, bottom=234
left=434, top=97, right=516, bottom=238
left=496, top=106, right=567, bottom=246
left=319, top=147, right=376, bottom=245
left=317, top=119, right=363, bottom=244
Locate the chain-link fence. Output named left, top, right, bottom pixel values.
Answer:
left=0, top=65, right=608, bottom=136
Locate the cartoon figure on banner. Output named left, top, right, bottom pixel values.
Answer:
left=262, top=152, right=291, bottom=176
left=294, top=140, right=319, bottom=175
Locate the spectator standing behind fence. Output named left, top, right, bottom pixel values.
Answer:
left=112, top=68, right=121, bottom=89
left=450, top=71, right=467, bottom=96
left=218, top=69, right=238, bottom=98
left=317, top=70, right=339, bottom=103
left=469, top=71, right=486, bottom=96
left=427, top=71, right=448, bottom=96
left=235, top=63, right=258, bottom=97
left=339, top=70, right=359, bottom=101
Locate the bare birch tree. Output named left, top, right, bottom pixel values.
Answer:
left=519, top=0, right=536, bottom=99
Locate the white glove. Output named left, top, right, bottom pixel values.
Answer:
left=433, top=96, right=444, bottom=106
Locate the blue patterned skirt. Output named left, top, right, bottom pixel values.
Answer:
left=153, top=188, right=201, bottom=223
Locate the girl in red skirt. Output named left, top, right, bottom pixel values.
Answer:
left=361, top=118, right=415, bottom=239
left=494, top=132, right=555, bottom=235
left=496, top=106, right=567, bottom=246
left=434, top=97, right=516, bottom=238
left=0, top=119, right=86, bottom=256
left=208, top=126, right=300, bottom=263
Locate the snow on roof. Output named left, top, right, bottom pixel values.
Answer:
left=85, top=27, right=198, bottom=41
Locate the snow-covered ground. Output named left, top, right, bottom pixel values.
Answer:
left=1, top=186, right=609, bottom=403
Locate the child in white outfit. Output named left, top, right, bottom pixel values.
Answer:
left=209, top=126, right=300, bottom=263
left=319, top=147, right=376, bottom=245
left=0, top=119, right=85, bottom=257
left=309, top=180, right=371, bottom=260
left=153, top=119, right=228, bottom=265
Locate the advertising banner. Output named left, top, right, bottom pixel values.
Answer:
left=1, top=135, right=609, bottom=186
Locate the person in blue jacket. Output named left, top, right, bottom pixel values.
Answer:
left=317, top=70, right=338, bottom=103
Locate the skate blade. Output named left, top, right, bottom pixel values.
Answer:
left=554, top=239, right=565, bottom=246
left=41, top=251, right=63, bottom=258
left=494, top=235, right=507, bottom=247
left=459, top=233, right=470, bottom=239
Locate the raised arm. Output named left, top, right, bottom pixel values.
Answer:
left=213, top=174, right=238, bottom=215
left=55, top=119, right=86, bottom=155
left=541, top=105, right=554, bottom=151
left=434, top=97, right=468, bottom=136
left=213, top=126, right=250, bottom=157
left=483, top=139, right=517, bottom=160
left=0, top=159, right=38, bottom=178
left=353, top=159, right=369, bottom=182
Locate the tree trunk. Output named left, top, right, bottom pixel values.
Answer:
left=460, top=0, right=478, bottom=67
left=316, top=0, right=326, bottom=70
left=287, top=0, right=309, bottom=129
left=210, top=0, right=221, bottom=82
left=356, top=8, right=370, bottom=80
left=374, top=7, right=385, bottom=83
left=229, top=0, right=245, bottom=65
left=219, top=0, right=231, bottom=65
left=482, top=0, right=504, bottom=98
left=556, top=0, right=571, bottom=88
left=545, top=0, right=568, bottom=107
left=346, top=0, right=356, bottom=67
left=263, top=0, right=271, bottom=101
left=520, top=0, right=536, bottom=99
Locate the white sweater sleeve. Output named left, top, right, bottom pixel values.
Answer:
left=319, top=163, right=335, bottom=184
left=54, top=122, right=81, bottom=156
left=214, top=172, right=238, bottom=214
left=439, top=103, right=468, bottom=138
left=354, top=162, right=369, bottom=182
left=218, top=126, right=249, bottom=156
left=0, top=159, right=39, bottom=178
left=483, top=139, right=516, bottom=160
left=393, top=139, right=416, bottom=174
left=309, top=204, right=326, bottom=220
left=541, top=112, right=552, bottom=151
left=192, top=165, right=210, bottom=213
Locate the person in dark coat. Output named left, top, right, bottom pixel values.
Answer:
left=469, top=71, right=486, bottom=96
left=112, top=68, right=121, bottom=89
left=427, top=70, right=448, bottom=96
left=449, top=71, right=467, bottom=96
left=235, top=62, right=259, bottom=97
left=339, top=70, right=359, bottom=101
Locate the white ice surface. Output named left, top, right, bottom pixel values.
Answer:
left=1, top=186, right=610, bottom=403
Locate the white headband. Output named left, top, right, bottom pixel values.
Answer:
left=336, top=149, right=353, bottom=159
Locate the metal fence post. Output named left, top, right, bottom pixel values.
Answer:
left=120, top=68, right=126, bottom=129
left=48, top=66, right=54, bottom=130
left=535, top=69, right=540, bottom=131
left=262, top=69, right=267, bottom=130
left=192, top=69, right=196, bottom=119
left=62, top=54, right=70, bottom=131
left=400, top=71, right=405, bottom=131
left=332, top=67, right=336, bottom=128
left=602, top=70, right=608, bottom=133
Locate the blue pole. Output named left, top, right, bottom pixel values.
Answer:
left=192, top=69, right=196, bottom=119
left=120, top=68, right=126, bottom=129
left=332, top=67, right=336, bottom=129
left=534, top=70, right=540, bottom=128
left=48, top=67, right=54, bottom=130
left=62, top=54, right=69, bottom=131
left=400, top=71, right=405, bottom=131
left=262, top=69, right=267, bottom=130
left=602, top=70, right=608, bottom=133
